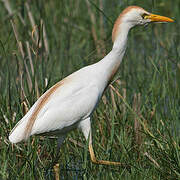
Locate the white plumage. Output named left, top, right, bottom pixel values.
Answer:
left=9, top=6, right=173, bottom=165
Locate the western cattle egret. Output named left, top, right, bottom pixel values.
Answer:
left=9, top=6, right=173, bottom=166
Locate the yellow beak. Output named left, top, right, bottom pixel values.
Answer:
left=145, top=14, right=174, bottom=22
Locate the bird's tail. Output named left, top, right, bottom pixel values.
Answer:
left=9, top=117, right=29, bottom=143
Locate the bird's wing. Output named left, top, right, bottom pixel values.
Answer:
left=9, top=68, right=100, bottom=143
left=31, top=83, right=99, bottom=135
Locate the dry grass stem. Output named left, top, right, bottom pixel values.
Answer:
left=10, top=20, right=25, bottom=60
left=2, top=0, right=13, bottom=15
left=68, top=138, right=84, bottom=148
left=22, top=101, right=29, bottom=115
left=41, top=19, right=49, bottom=54
left=144, top=152, right=160, bottom=168
left=26, top=41, right=40, bottom=98
left=99, top=0, right=106, bottom=56
left=23, top=57, right=33, bottom=92
left=25, top=2, right=39, bottom=44
left=102, top=95, right=107, bottom=105
left=85, top=0, right=103, bottom=58
left=133, top=93, right=142, bottom=157
left=110, top=88, right=117, bottom=111
left=122, top=88, right=126, bottom=115
left=20, top=73, right=30, bottom=108
left=26, top=41, right=34, bottom=76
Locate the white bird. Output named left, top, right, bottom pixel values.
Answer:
left=9, top=6, right=173, bottom=166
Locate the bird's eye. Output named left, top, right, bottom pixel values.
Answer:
left=142, top=13, right=148, bottom=19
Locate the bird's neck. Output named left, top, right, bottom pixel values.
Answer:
left=97, top=23, right=130, bottom=85
left=112, top=23, right=130, bottom=53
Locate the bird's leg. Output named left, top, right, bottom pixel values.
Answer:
left=88, top=142, right=122, bottom=165
left=44, top=136, right=65, bottom=180
left=56, top=135, right=66, bottom=159
left=79, top=117, right=125, bottom=166
left=53, top=135, right=66, bottom=180
left=53, top=164, right=60, bottom=180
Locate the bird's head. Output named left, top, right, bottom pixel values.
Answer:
left=112, top=6, right=174, bottom=42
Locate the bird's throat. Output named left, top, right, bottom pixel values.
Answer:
left=106, top=25, right=129, bottom=82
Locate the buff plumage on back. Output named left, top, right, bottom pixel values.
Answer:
left=112, top=6, right=144, bottom=42
left=23, top=81, right=64, bottom=140
left=9, top=78, right=70, bottom=143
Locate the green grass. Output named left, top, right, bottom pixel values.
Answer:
left=0, top=0, right=180, bottom=179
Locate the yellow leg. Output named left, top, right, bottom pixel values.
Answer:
left=53, top=164, right=60, bottom=180
left=89, top=143, right=124, bottom=166
left=80, top=118, right=128, bottom=167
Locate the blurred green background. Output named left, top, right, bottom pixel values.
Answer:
left=0, top=0, right=179, bottom=179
